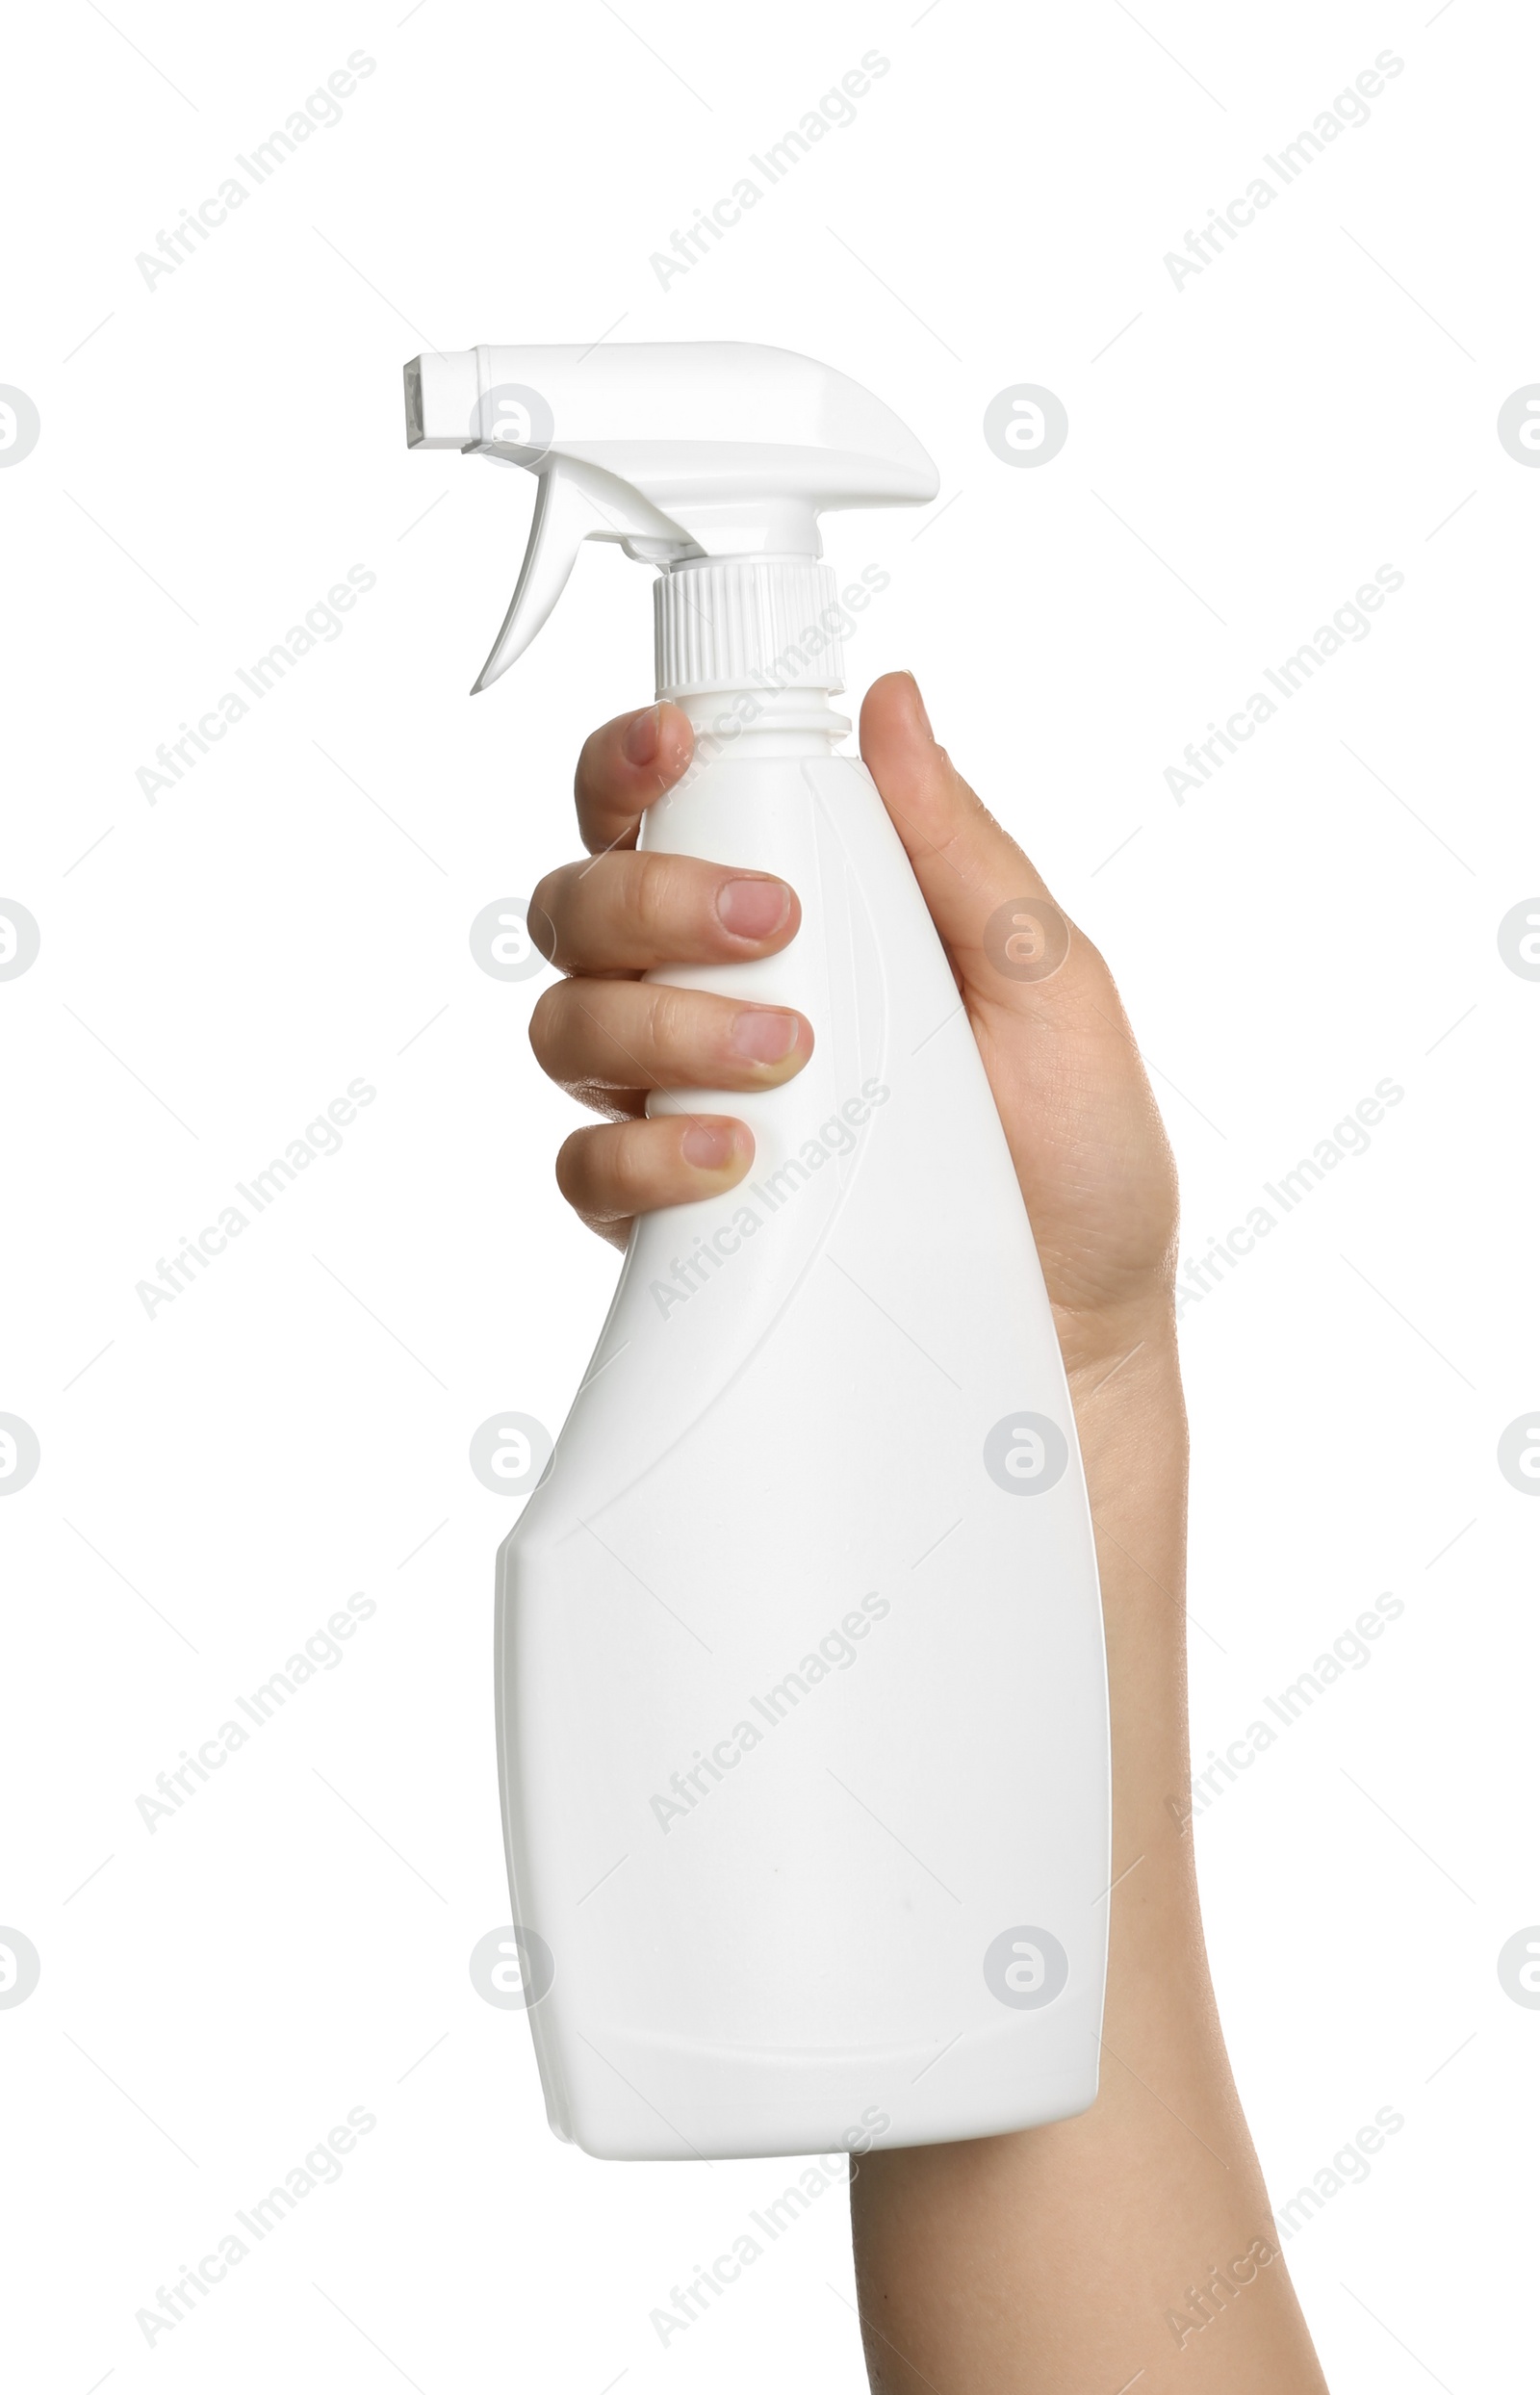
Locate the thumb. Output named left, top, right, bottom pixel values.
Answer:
left=858, top=670, right=1092, bottom=1004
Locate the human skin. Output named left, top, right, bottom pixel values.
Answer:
left=526, top=671, right=1328, bottom=2392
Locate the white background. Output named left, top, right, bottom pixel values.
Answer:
left=2, top=2, right=1535, bottom=2387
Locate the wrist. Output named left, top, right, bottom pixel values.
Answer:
left=1055, top=1278, right=1178, bottom=1380
left=1065, top=1315, right=1194, bottom=1867
left=1067, top=1327, right=1188, bottom=1592
left=1065, top=1309, right=1185, bottom=1470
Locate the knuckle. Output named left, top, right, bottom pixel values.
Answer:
left=644, top=980, right=698, bottom=1059
left=553, top=1126, right=599, bottom=1207
left=555, top=1120, right=646, bottom=1219
left=526, top=981, right=570, bottom=1068
left=526, top=867, right=566, bottom=962
left=608, top=1117, right=655, bottom=1196
left=574, top=720, right=614, bottom=799
left=629, top=849, right=683, bottom=947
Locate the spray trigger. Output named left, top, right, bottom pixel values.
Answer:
left=466, top=458, right=696, bottom=695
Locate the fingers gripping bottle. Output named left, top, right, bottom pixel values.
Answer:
left=406, top=344, right=1111, bottom=2160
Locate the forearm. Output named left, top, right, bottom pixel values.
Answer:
left=849, top=1320, right=1327, bottom=2393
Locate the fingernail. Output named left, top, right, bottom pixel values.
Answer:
left=717, top=877, right=791, bottom=939
left=731, top=1007, right=801, bottom=1066
left=623, top=706, right=661, bottom=767
left=682, top=1121, right=737, bottom=1171
left=904, top=672, right=934, bottom=739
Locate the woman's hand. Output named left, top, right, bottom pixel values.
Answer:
left=529, top=669, right=1179, bottom=1378
left=528, top=670, right=1325, bottom=2390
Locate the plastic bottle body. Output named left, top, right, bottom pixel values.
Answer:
left=497, top=708, right=1111, bottom=2159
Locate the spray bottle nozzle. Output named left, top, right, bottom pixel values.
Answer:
left=403, top=343, right=937, bottom=697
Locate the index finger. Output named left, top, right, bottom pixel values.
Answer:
left=575, top=703, right=695, bottom=857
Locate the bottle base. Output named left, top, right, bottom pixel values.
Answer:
left=538, top=2009, right=1103, bottom=2162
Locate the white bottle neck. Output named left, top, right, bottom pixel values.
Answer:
left=672, top=684, right=849, bottom=761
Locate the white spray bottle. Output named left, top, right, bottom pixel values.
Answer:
left=407, top=344, right=1110, bottom=2160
